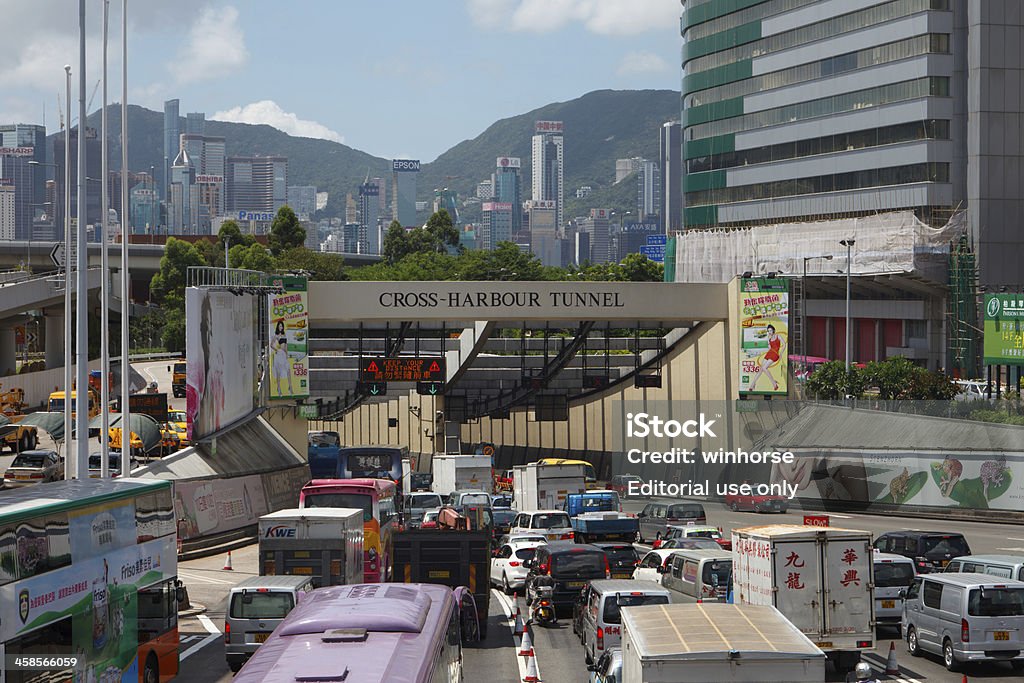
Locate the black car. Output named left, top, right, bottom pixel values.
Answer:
left=591, top=543, right=640, bottom=580
left=873, top=531, right=972, bottom=573
left=492, top=508, right=517, bottom=538
left=524, top=542, right=609, bottom=610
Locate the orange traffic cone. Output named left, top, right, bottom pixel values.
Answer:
left=513, top=603, right=525, bottom=636
left=522, top=652, right=540, bottom=682
left=884, top=641, right=899, bottom=674
left=222, top=550, right=233, bottom=571
left=518, top=628, right=534, bottom=657
left=961, top=676, right=968, bottom=683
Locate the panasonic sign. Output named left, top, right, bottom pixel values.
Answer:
left=238, top=210, right=275, bottom=222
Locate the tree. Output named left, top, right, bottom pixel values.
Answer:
left=906, top=368, right=959, bottom=400
left=217, top=220, right=256, bottom=258
left=457, top=242, right=547, bottom=281
left=804, top=360, right=867, bottom=400
left=150, top=237, right=204, bottom=307
left=424, top=209, right=460, bottom=252
left=229, top=243, right=276, bottom=272
left=193, top=238, right=222, bottom=268
left=863, top=357, right=919, bottom=400
left=161, top=308, right=186, bottom=352
left=382, top=220, right=409, bottom=264
left=618, top=253, right=664, bottom=282
left=276, top=247, right=349, bottom=281
left=268, top=206, right=306, bottom=256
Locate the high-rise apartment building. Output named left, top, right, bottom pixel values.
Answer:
left=287, top=185, right=317, bottom=220
left=493, top=156, right=522, bottom=236
left=577, top=208, right=611, bottom=264
left=226, top=156, right=288, bottom=214
left=660, top=121, right=682, bottom=232
left=391, top=159, right=419, bottom=227
left=358, top=181, right=380, bottom=254
left=637, top=159, right=661, bottom=223
left=481, top=201, right=514, bottom=251
left=162, top=99, right=179, bottom=201
left=181, top=133, right=225, bottom=234
left=526, top=199, right=559, bottom=266
left=531, top=121, right=564, bottom=230
left=53, top=126, right=102, bottom=231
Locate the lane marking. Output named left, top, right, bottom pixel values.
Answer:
left=180, top=614, right=221, bottom=662
left=178, top=569, right=237, bottom=586
left=997, top=547, right=1024, bottom=552
left=493, top=589, right=542, bottom=682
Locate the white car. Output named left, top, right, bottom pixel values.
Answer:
left=491, top=540, right=545, bottom=594
left=632, top=549, right=681, bottom=583
left=509, top=510, right=574, bottom=542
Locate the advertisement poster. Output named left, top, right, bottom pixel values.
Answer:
left=771, top=450, right=1024, bottom=512
left=69, top=500, right=138, bottom=563
left=0, top=536, right=175, bottom=683
left=983, top=293, right=1024, bottom=365
left=173, top=475, right=268, bottom=540
left=186, top=288, right=258, bottom=441
left=268, top=276, right=310, bottom=400
left=739, top=277, right=789, bottom=396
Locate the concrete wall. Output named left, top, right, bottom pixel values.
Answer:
left=0, top=358, right=103, bottom=409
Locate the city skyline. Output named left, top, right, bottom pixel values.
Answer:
left=0, top=0, right=679, bottom=163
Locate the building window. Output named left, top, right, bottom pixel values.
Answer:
left=687, top=78, right=949, bottom=140
left=685, top=0, right=951, bottom=75
left=685, top=162, right=950, bottom=207
left=684, top=0, right=819, bottom=43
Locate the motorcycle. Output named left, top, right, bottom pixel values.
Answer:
left=531, top=584, right=557, bottom=627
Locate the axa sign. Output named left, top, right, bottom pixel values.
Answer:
left=263, top=525, right=297, bottom=538
left=392, top=159, right=420, bottom=172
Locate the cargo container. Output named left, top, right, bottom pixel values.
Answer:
left=431, top=454, right=492, bottom=497
left=258, top=508, right=364, bottom=588
left=513, top=462, right=587, bottom=512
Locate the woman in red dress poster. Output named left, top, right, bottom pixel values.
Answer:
left=749, top=324, right=785, bottom=392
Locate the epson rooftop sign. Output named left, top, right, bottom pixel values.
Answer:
left=393, top=159, right=420, bottom=172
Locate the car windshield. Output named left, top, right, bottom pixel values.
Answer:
left=11, top=453, right=47, bottom=468
left=533, top=513, right=571, bottom=529
left=88, top=455, right=120, bottom=471
left=492, top=496, right=513, bottom=507
left=601, top=546, right=639, bottom=568
left=667, top=505, right=702, bottom=518
left=230, top=591, right=295, bottom=619
left=550, top=551, right=605, bottom=576
left=663, top=539, right=720, bottom=550
left=168, top=410, right=186, bottom=422
left=408, top=494, right=442, bottom=510
left=460, top=494, right=490, bottom=507
left=688, top=530, right=719, bottom=539
left=967, top=587, right=1024, bottom=617
left=874, top=562, right=916, bottom=587
left=703, top=561, right=732, bottom=588
left=423, top=511, right=439, bottom=522
left=303, top=493, right=372, bottom=522
left=493, top=510, right=517, bottom=525
left=921, top=536, right=970, bottom=557
left=308, top=432, right=339, bottom=446
left=602, top=593, right=669, bottom=624
left=514, top=548, right=537, bottom=561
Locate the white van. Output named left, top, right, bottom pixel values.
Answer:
left=225, top=575, right=316, bottom=672
left=660, top=549, right=732, bottom=603
left=944, top=554, right=1024, bottom=582
left=903, top=573, right=1024, bottom=672
left=578, top=579, right=671, bottom=665
left=874, top=552, right=916, bottom=632
left=509, top=509, right=574, bottom=542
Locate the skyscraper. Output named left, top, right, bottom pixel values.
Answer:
left=53, top=126, right=102, bottom=232
left=358, top=180, right=381, bottom=254
left=577, top=209, right=610, bottom=264
left=526, top=199, right=560, bottom=266
left=226, top=156, right=288, bottom=214
left=391, top=159, right=419, bottom=227
left=162, top=99, right=179, bottom=202
left=481, top=201, right=514, bottom=251
left=637, top=159, right=661, bottom=223
left=659, top=121, right=682, bottom=233
left=494, top=156, right=522, bottom=236
left=433, top=188, right=458, bottom=223
left=531, top=121, right=564, bottom=230
left=169, top=145, right=197, bottom=234
left=0, top=184, right=14, bottom=241
left=0, top=123, right=46, bottom=240
left=287, top=185, right=317, bottom=220
left=129, top=174, right=158, bottom=234
left=182, top=133, right=226, bottom=234
left=186, top=112, right=205, bottom=135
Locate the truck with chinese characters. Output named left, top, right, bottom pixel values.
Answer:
left=731, top=524, right=875, bottom=673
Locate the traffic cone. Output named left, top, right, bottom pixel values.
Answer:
left=961, top=676, right=968, bottom=683
left=513, top=603, right=525, bottom=636
left=518, top=628, right=534, bottom=657
left=522, top=652, right=540, bottom=682
left=222, top=550, right=233, bottom=571
left=885, top=641, right=899, bottom=674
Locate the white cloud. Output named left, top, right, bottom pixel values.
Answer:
left=171, top=5, right=249, bottom=85
left=466, top=0, right=677, bottom=35
left=212, top=100, right=344, bottom=143
left=616, top=51, right=669, bottom=76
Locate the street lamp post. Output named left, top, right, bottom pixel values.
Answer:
left=840, top=239, right=856, bottom=377
left=63, top=64, right=73, bottom=474
left=801, top=254, right=834, bottom=376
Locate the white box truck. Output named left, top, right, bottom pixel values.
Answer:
left=731, top=524, right=875, bottom=673
left=431, top=454, right=492, bottom=497
left=258, top=508, right=364, bottom=588
left=620, top=603, right=826, bottom=683
left=513, top=462, right=587, bottom=511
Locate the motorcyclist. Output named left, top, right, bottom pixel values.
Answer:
left=528, top=573, right=556, bottom=624
left=845, top=662, right=878, bottom=683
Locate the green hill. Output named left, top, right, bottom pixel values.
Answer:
left=47, top=89, right=680, bottom=221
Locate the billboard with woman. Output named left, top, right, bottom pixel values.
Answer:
left=185, top=288, right=259, bottom=441
left=268, top=276, right=310, bottom=400
left=739, top=277, right=789, bottom=396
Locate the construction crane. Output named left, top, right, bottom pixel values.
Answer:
left=87, top=79, right=101, bottom=113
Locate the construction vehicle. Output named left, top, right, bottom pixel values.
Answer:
left=0, top=384, right=38, bottom=452
left=48, top=388, right=101, bottom=420
left=171, top=360, right=186, bottom=398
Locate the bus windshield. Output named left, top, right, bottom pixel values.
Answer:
left=303, top=492, right=372, bottom=522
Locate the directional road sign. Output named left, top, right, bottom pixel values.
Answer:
left=416, top=381, right=445, bottom=396
left=646, top=234, right=668, bottom=246
left=639, top=245, right=665, bottom=263
left=49, top=241, right=77, bottom=269
left=356, top=381, right=388, bottom=396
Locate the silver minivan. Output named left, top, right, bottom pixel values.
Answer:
left=902, top=572, right=1024, bottom=672
left=579, top=579, right=671, bottom=665
left=944, top=555, right=1024, bottom=582
left=874, top=552, right=917, bottom=632
left=225, top=575, right=316, bottom=672
left=660, top=549, right=732, bottom=603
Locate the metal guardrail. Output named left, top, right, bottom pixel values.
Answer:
left=187, top=266, right=277, bottom=289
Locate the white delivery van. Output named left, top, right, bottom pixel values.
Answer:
left=431, top=454, right=492, bottom=497
left=873, top=551, right=916, bottom=633
left=513, top=462, right=587, bottom=511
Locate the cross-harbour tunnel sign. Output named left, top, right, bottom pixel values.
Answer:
left=308, top=281, right=731, bottom=323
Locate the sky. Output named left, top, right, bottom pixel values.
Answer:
left=0, top=0, right=681, bottom=162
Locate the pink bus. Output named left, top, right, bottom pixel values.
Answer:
left=300, top=478, right=398, bottom=582
left=234, top=583, right=478, bottom=682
